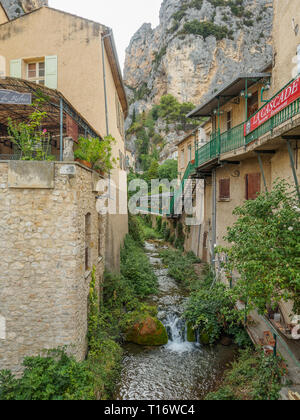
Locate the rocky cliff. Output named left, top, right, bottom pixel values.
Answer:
left=0, top=0, right=47, bottom=20
left=124, top=0, right=273, bottom=162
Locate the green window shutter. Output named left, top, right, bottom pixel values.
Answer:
left=45, top=55, right=58, bottom=89
left=10, top=59, right=22, bottom=78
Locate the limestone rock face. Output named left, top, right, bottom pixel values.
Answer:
left=124, top=0, right=273, bottom=160
left=0, top=0, right=47, bottom=20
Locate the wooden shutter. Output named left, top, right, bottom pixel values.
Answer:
left=10, top=59, right=22, bottom=78
left=45, top=55, right=58, bottom=89
left=219, top=178, right=230, bottom=200
left=246, top=173, right=261, bottom=200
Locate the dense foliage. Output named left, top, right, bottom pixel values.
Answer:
left=219, top=180, right=300, bottom=314
left=121, top=235, right=158, bottom=298
left=206, top=349, right=286, bottom=400
left=8, top=97, right=55, bottom=161
left=184, top=282, right=250, bottom=346
left=127, top=94, right=198, bottom=171
left=0, top=349, right=96, bottom=401
left=159, top=248, right=200, bottom=290
left=182, top=20, right=233, bottom=40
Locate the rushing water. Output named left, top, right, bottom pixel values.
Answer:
left=116, top=241, right=236, bottom=401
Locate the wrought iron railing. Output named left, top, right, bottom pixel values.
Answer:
left=169, top=77, right=300, bottom=215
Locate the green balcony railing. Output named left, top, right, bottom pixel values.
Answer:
left=168, top=76, right=300, bottom=215
left=220, top=122, right=245, bottom=154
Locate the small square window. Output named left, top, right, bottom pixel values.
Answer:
left=27, top=61, right=45, bottom=85
left=28, top=63, right=36, bottom=78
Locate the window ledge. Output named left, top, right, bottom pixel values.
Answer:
left=218, top=198, right=231, bottom=202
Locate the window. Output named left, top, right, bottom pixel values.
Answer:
left=181, top=149, right=185, bottom=168
left=27, top=61, right=45, bottom=85
left=248, top=91, right=259, bottom=119
left=219, top=178, right=230, bottom=201
left=188, top=144, right=192, bottom=162
left=227, top=111, right=232, bottom=131
left=245, top=173, right=261, bottom=200
left=85, top=213, right=92, bottom=271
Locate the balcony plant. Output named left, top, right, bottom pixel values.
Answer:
left=7, top=99, right=55, bottom=161
left=74, top=135, right=116, bottom=174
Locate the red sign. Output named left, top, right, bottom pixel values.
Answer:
left=66, top=114, right=79, bottom=143
left=244, top=77, right=300, bottom=136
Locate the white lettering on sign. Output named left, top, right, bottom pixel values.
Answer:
left=59, top=165, right=76, bottom=175
left=0, top=89, right=32, bottom=105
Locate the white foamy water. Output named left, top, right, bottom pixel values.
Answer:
left=116, top=241, right=236, bottom=400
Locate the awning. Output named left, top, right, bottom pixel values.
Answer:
left=0, top=77, right=102, bottom=139
left=187, top=73, right=271, bottom=118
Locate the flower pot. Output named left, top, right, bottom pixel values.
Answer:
left=75, top=158, right=92, bottom=169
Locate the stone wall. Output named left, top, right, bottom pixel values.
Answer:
left=0, top=161, right=106, bottom=374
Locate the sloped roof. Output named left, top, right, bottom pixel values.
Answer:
left=188, top=73, right=271, bottom=118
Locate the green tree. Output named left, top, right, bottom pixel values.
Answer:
left=146, top=159, right=159, bottom=181
left=219, top=180, right=300, bottom=314
left=158, top=159, right=178, bottom=181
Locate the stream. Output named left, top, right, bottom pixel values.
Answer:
left=116, top=241, right=236, bottom=400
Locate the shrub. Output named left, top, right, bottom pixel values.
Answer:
left=159, top=248, right=199, bottom=289
left=184, top=283, right=249, bottom=345
left=0, top=349, right=96, bottom=401
left=182, top=20, right=231, bottom=40
left=206, top=349, right=286, bottom=400
left=121, top=235, right=158, bottom=298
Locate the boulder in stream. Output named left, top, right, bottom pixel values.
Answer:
left=125, top=316, right=168, bottom=346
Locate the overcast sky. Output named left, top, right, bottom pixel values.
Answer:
left=50, top=0, right=162, bottom=72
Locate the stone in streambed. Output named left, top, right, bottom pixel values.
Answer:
left=125, top=316, right=168, bottom=346
left=220, top=336, right=233, bottom=346
left=187, top=322, right=196, bottom=343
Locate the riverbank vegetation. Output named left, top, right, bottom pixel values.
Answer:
left=219, top=180, right=300, bottom=315
left=206, top=349, right=286, bottom=400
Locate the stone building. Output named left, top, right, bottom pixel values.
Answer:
left=0, top=3, right=129, bottom=271
left=0, top=160, right=106, bottom=375
left=0, top=3, right=128, bottom=374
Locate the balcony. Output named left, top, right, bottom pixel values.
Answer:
left=169, top=76, right=300, bottom=215
left=195, top=77, right=300, bottom=169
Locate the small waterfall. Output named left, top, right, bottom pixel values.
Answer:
left=163, top=313, right=197, bottom=353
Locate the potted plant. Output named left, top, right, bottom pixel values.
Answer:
left=74, top=135, right=116, bottom=173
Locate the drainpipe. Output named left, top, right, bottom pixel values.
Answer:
left=101, top=32, right=110, bottom=137
left=256, top=152, right=268, bottom=192
left=245, top=78, right=248, bottom=122
left=217, top=96, right=221, bottom=156
left=101, top=31, right=111, bottom=197
left=285, top=138, right=300, bottom=201
left=211, top=169, right=217, bottom=270
left=59, top=98, right=63, bottom=162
